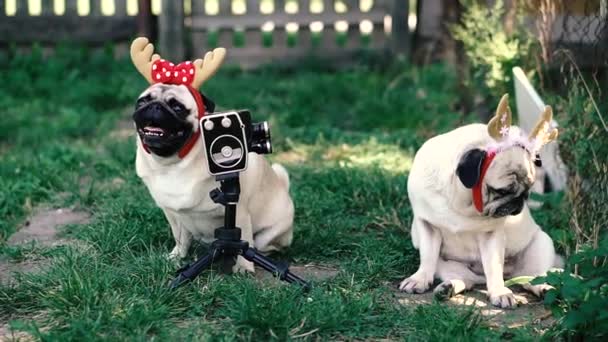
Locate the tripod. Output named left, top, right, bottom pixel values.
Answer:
left=169, top=172, right=310, bottom=290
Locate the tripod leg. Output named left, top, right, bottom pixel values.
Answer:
left=169, top=250, right=216, bottom=289
left=243, top=248, right=311, bottom=290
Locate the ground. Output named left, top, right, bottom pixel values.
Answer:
left=0, top=50, right=561, bottom=340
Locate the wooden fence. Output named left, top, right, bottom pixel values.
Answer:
left=0, top=0, right=141, bottom=44
left=0, top=0, right=410, bottom=67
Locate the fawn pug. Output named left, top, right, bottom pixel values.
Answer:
left=129, top=38, right=294, bottom=272
left=399, top=94, right=563, bottom=308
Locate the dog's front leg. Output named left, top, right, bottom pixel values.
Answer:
left=477, top=229, right=517, bottom=308
left=164, top=210, right=192, bottom=261
left=233, top=202, right=255, bottom=273
left=399, top=218, right=441, bottom=293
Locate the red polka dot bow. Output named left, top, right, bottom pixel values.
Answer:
left=151, top=59, right=195, bottom=85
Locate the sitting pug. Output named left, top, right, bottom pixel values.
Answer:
left=399, top=94, right=563, bottom=308
left=129, top=38, right=294, bottom=272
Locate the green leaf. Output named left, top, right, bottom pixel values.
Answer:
left=504, top=276, right=534, bottom=287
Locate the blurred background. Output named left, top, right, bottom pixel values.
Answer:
left=0, top=1, right=607, bottom=340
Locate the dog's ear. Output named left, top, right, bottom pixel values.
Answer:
left=456, top=148, right=487, bottom=188
left=200, top=92, right=216, bottom=113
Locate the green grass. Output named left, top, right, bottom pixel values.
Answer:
left=0, top=46, right=538, bottom=340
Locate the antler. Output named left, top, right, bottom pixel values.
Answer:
left=529, top=105, right=558, bottom=146
left=191, top=48, right=227, bottom=89
left=487, top=94, right=513, bottom=140
left=130, top=37, right=161, bottom=84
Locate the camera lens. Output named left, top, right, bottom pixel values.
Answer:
left=250, top=121, right=272, bottom=155
left=251, top=121, right=270, bottom=142
left=250, top=140, right=272, bottom=154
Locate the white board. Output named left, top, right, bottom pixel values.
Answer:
left=513, top=67, right=568, bottom=194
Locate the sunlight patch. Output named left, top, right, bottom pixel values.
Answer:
left=273, top=138, right=413, bottom=174
left=323, top=138, right=413, bottom=173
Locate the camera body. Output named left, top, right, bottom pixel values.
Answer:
left=199, top=110, right=272, bottom=176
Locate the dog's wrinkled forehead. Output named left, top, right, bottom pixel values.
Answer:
left=139, top=84, right=197, bottom=113
left=486, top=148, right=535, bottom=188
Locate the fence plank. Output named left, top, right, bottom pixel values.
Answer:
left=137, top=0, right=152, bottom=36
left=390, top=0, right=410, bottom=55
left=90, top=0, right=103, bottom=16
left=343, top=0, right=359, bottom=12
left=300, top=0, right=311, bottom=14
left=298, top=22, right=312, bottom=49
left=320, top=0, right=331, bottom=14
left=345, top=23, right=359, bottom=49
left=275, top=0, right=285, bottom=14
left=219, top=0, right=230, bottom=15
left=65, top=0, right=78, bottom=15
left=245, top=27, right=263, bottom=50
left=159, top=0, right=185, bottom=61
left=41, top=0, right=54, bottom=15
left=15, top=0, right=28, bottom=16
left=115, top=0, right=127, bottom=16
left=217, top=0, right=234, bottom=50
left=191, top=0, right=207, bottom=55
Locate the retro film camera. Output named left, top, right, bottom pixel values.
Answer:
left=200, top=110, right=271, bottom=175
left=169, top=110, right=310, bottom=290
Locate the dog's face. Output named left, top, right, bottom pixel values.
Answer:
left=133, top=84, right=200, bottom=157
left=482, top=148, right=536, bottom=217
left=456, top=146, right=536, bottom=218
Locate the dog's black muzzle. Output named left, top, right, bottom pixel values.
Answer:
left=493, top=191, right=529, bottom=217
left=132, top=100, right=193, bottom=157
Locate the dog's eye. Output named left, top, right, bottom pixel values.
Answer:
left=534, top=154, right=542, bottom=167
left=135, top=95, right=151, bottom=109
left=490, top=187, right=512, bottom=196
left=168, top=98, right=186, bottom=114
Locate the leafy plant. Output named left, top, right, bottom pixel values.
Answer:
left=450, top=0, right=534, bottom=98
left=537, top=239, right=608, bottom=339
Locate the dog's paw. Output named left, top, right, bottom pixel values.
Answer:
left=233, top=258, right=255, bottom=274
left=523, top=283, right=554, bottom=298
left=433, top=281, right=455, bottom=301
left=399, top=271, right=433, bottom=293
left=489, top=287, right=518, bottom=308
left=167, top=246, right=185, bottom=262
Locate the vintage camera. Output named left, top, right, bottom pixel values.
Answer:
left=199, top=110, right=272, bottom=176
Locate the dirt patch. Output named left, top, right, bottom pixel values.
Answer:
left=255, top=264, right=339, bottom=285
left=0, top=312, right=49, bottom=342
left=1, top=207, right=91, bottom=286
left=394, top=286, right=554, bottom=330
left=7, top=208, right=90, bottom=247
left=0, top=324, right=35, bottom=342
left=0, top=259, right=50, bottom=285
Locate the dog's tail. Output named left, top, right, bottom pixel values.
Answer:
left=272, top=163, right=290, bottom=190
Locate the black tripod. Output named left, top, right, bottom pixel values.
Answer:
left=169, top=172, right=310, bottom=290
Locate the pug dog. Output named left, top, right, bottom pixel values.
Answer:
left=129, top=38, right=294, bottom=272
left=399, top=94, right=563, bottom=308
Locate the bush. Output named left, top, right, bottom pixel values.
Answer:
left=450, top=0, right=534, bottom=99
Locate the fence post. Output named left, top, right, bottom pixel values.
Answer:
left=391, top=0, right=410, bottom=56
left=137, top=0, right=152, bottom=37
left=159, top=0, right=185, bottom=61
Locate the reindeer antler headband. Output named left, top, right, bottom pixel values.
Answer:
left=130, top=37, right=226, bottom=89
left=486, top=94, right=559, bottom=154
